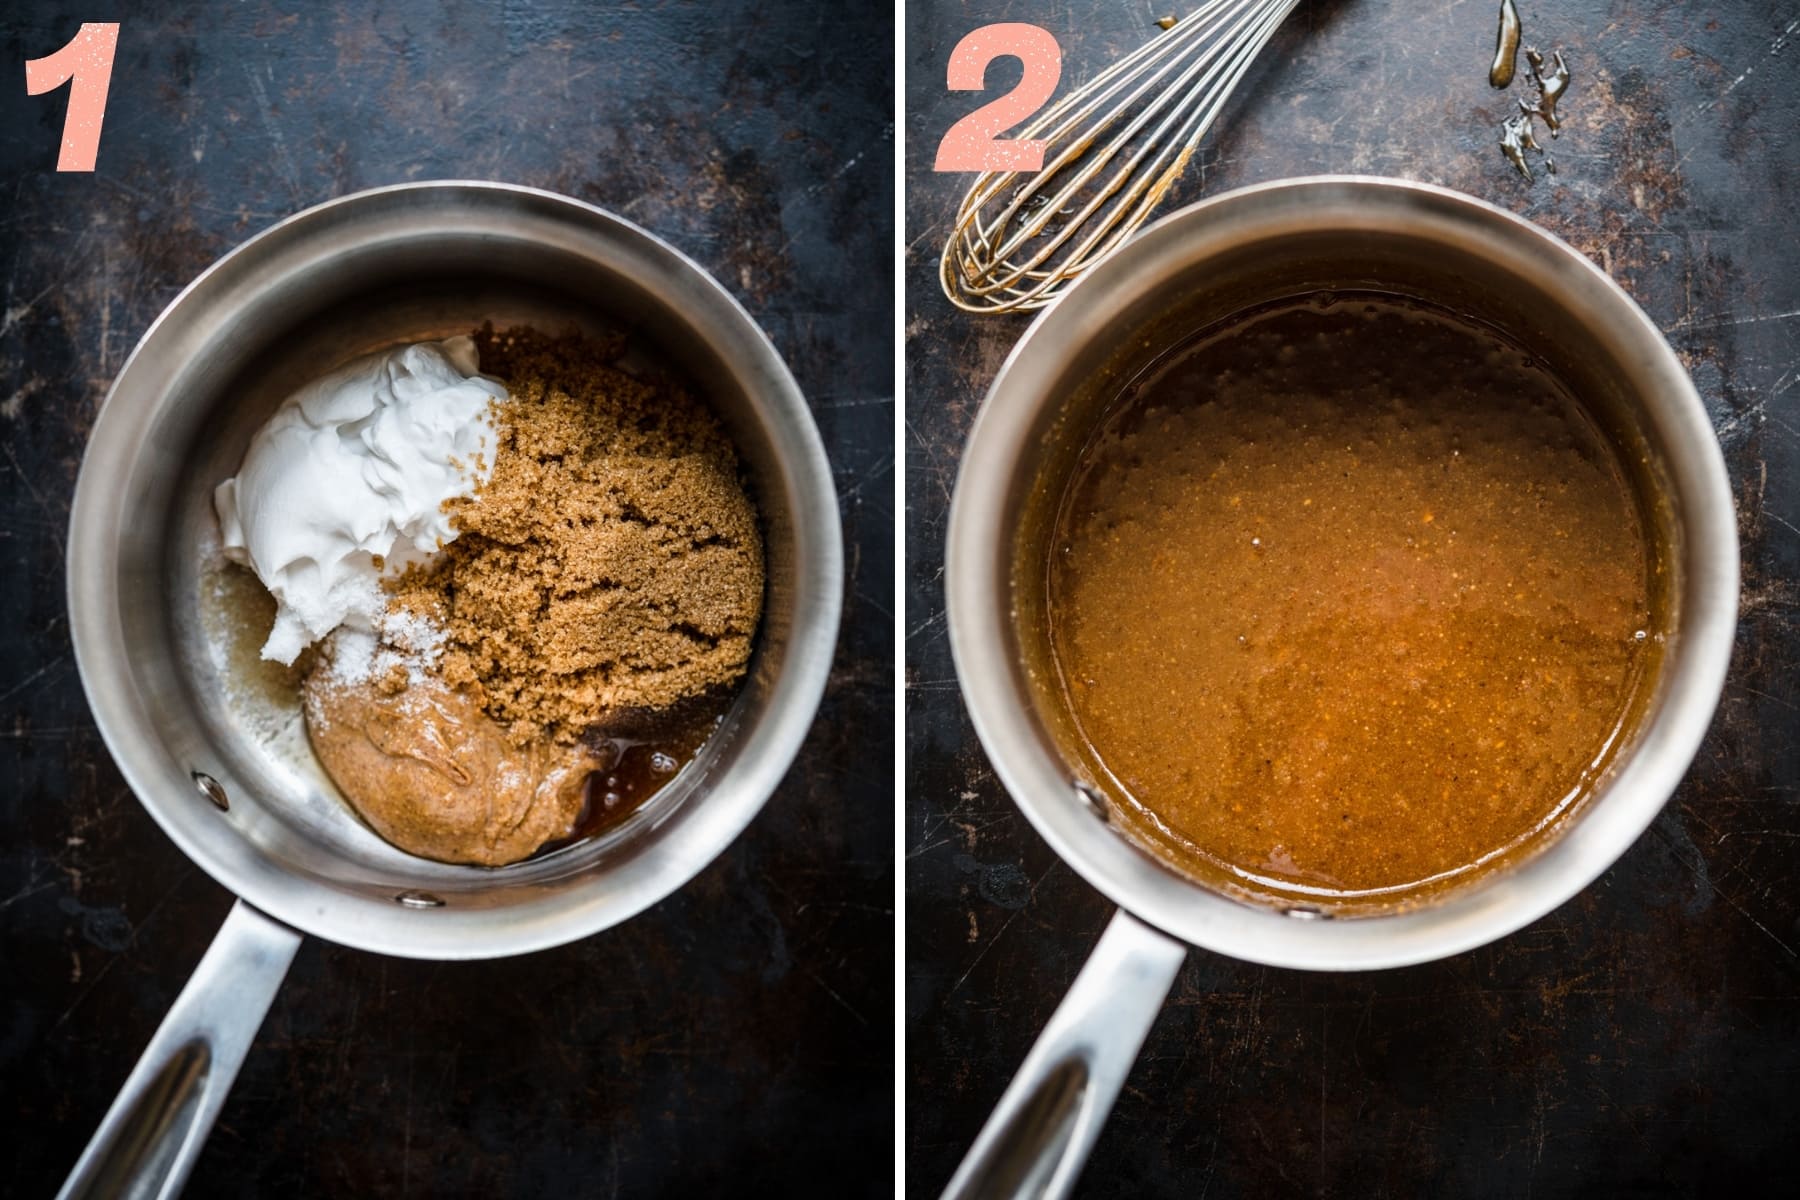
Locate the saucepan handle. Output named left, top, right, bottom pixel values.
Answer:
left=57, top=898, right=304, bottom=1200
left=940, top=908, right=1188, bottom=1200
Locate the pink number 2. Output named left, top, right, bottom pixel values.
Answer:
left=25, top=23, right=120, bottom=172
left=935, top=23, right=1062, bottom=173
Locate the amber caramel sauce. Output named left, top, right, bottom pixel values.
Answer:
left=1045, top=293, right=1659, bottom=907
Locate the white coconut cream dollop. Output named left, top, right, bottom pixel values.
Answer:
left=213, top=336, right=505, bottom=665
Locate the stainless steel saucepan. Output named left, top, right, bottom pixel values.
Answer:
left=942, top=176, right=1737, bottom=1199
left=61, top=182, right=842, bottom=1199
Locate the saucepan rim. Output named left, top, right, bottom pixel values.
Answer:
left=946, top=175, right=1738, bottom=971
left=66, top=180, right=843, bottom=960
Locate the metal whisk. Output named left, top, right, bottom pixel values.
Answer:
left=940, top=0, right=1300, bottom=314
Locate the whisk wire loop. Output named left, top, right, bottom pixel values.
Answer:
left=940, top=0, right=1300, bottom=313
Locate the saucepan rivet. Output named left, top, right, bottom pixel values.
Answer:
left=394, top=890, right=446, bottom=909
left=1284, top=905, right=1328, bottom=921
left=1073, top=781, right=1110, bottom=824
left=191, top=771, right=229, bottom=812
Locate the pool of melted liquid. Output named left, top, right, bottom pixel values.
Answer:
left=546, top=693, right=730, bottom=855
left=1046, top=292, right=1658, bottom=903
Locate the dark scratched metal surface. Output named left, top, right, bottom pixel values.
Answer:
left=907, top=2, right=1799, bottom=1196
left=0, top=2, right=892, bottom=1196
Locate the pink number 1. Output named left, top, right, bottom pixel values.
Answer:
left=25, top=23, right=120, bottom=172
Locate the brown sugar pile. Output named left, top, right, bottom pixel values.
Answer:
left=387, top=323, right=765, bottom=745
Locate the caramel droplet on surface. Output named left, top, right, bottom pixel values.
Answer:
left=1521, top=47, right=1571, bottom=135
left=1489, top=0, right=1522, bottom=88
left=1500, top=110, right=1541, bottom=180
